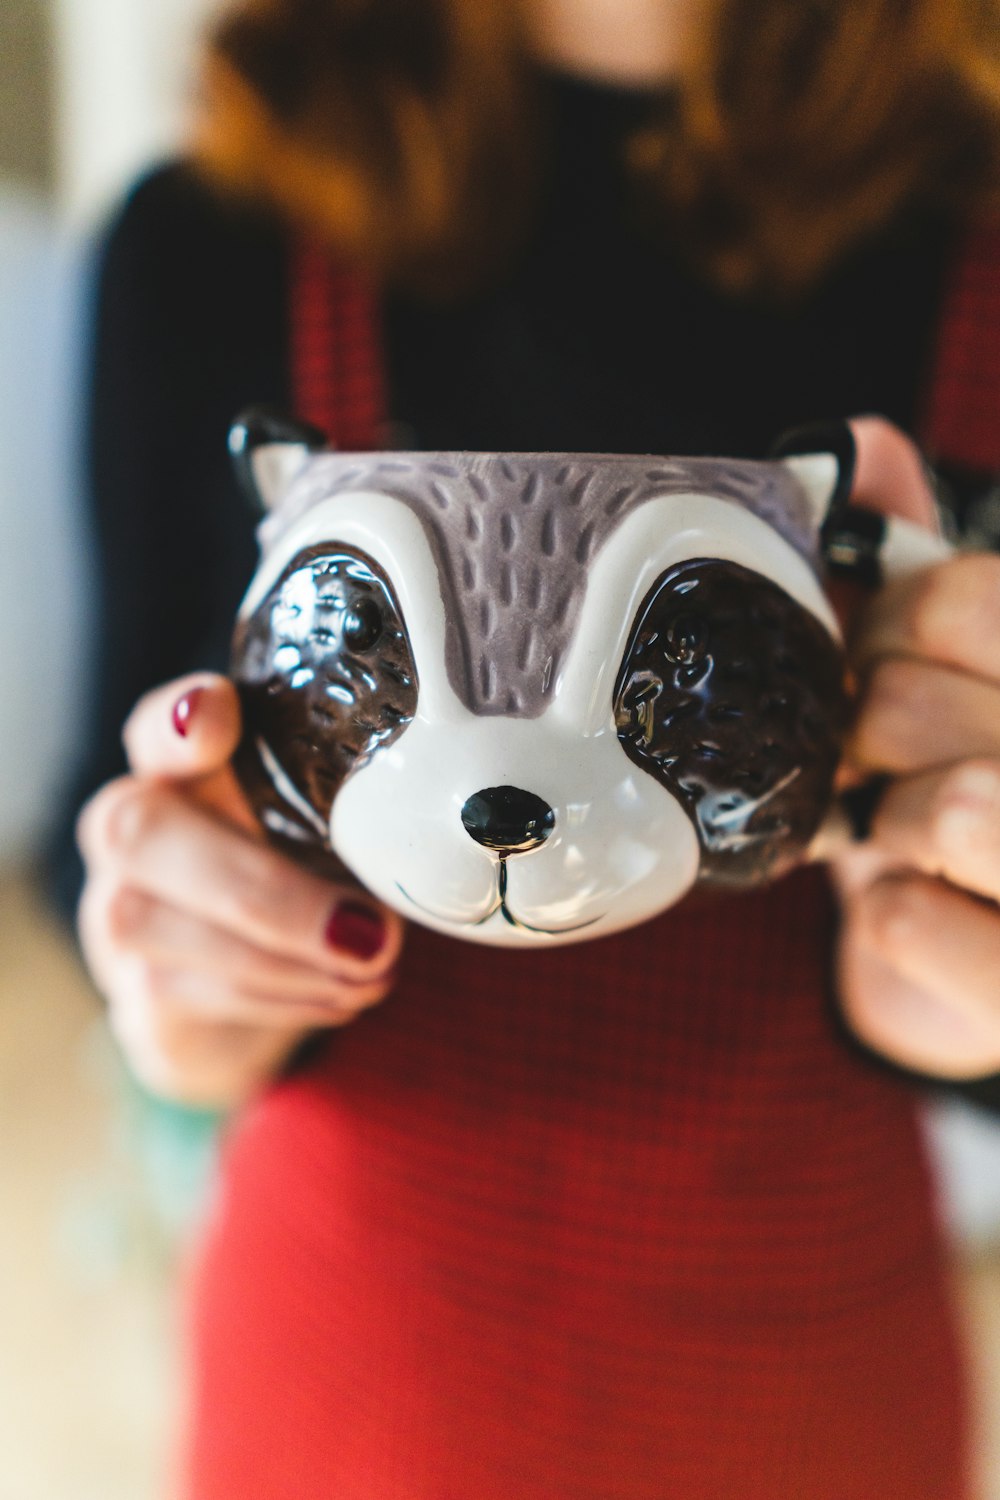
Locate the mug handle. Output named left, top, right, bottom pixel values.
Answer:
left=771, top=420, right=957, bottom=860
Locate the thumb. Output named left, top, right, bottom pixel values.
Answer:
left=846, top=415, right=939, bottom=529
left=123, top=673, right=257, bottom=831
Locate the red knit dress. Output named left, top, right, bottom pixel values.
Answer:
left=182, top=226, right=1000, bottom=1500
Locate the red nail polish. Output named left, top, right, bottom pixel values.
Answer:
left=172, top=688, right=203, bottom=738
left=325, top=900, right=385, bottom=960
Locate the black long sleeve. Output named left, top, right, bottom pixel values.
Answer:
left=45, top=163, right=291, bottom=916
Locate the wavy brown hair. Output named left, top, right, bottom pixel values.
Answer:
left=194, top=0, right=1000, bottom=299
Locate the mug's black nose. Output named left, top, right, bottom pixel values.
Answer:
left=461, top=786, right=555, bottom=855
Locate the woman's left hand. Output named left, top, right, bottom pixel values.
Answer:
left=830, top=417, right=1000, bottom=1079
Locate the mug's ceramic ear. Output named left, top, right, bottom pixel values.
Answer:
left=770, top=419, right=856, bottom=519
left=772, top=418, right=897, bottom=583
left=229, top=407, right=329, bottom=516
left=771, top=417, right=951, bottom=585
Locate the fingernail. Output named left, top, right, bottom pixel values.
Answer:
left=172, top=688, right=203, bottom=738
left=325, top=899, right=385, bottom=960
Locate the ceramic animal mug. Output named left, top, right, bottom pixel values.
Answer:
left=229, top=413, right=949, bottom=947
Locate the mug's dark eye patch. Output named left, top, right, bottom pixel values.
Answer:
left=663, top=612, right=708, bottom=665
left=231, top=544, right=418, bottom=869
left=613, top=559, right=848, bottom=885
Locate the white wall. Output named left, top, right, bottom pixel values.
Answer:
left=52, top=0, right=221, bottom=228
left=926, top=1099, right=1000, bottom=1251
left=0, top=189, right=87, bottom=862
left=0, top=0, right=224, bottom=866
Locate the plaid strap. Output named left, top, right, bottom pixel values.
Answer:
left=289, top=238, right=387, bottom=449
left=922, top=215, right=1000, bottom=475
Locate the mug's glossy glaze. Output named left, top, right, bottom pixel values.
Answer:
left=229, top=419, right=946, bottom=946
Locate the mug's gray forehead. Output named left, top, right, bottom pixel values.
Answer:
left=262, top=452, right=820, bottom=717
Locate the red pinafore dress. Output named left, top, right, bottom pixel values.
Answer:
left=182, top=224, right=1000, bottom=1500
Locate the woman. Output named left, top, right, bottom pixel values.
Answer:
left=67, top=0, right=1000, bottom=1494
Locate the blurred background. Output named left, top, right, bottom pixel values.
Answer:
left=2, top=6, right=222, bottom=1498
left=1, top=3, right=1000, bottom=1497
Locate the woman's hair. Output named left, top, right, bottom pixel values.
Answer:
left=194, top=0, right=1000, bottom=299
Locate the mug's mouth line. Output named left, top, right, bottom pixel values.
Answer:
left=395, top=855, right=603, bottom=937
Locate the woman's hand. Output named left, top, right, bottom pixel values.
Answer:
left=77, top=673, right=404, bottom=1110
left=831, top=418, right=1000, bottom=1079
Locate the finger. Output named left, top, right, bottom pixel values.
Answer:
left=848, top=658, right=1000, bottom=773
left=123, top=672, right=242, bottom=778
left=122, top=672, right=259, bottom=832
left=80, top=880, right=375, bottom=1109
left=130, top=959, right=391, bottom=1030
left=847, top=415, right=939, bottom=526
left=77, top=869, right=124, bottom=996
left=842, top=873, right=1000, bottom=1069
left=837, top=932, right=1000, bottom=1080
left=82, top=779, right=403, bottom=978
left=100, top=886, right=393, bottom=1010
left=106, top=972, right=309, bottom=1109
left=862, top=758, right=1000, bottom=903
left=849, top=552, right=1000, bottom=680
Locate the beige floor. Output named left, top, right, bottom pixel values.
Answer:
left=1, top=868, right=998, bottom=1500
left=0, top=871, right=187, bottom=1500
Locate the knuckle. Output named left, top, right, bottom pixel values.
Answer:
left=76, top=878, right=115, bottom=983
left=75, top=777, right=134, bottom=864
left=931, top=759, right=1000, bottom=853
left=104, top=885, right=148, bottom=946
left=101, top=965, right=244, bottom=1106
left=856, top=659, right=926, bottom=760
left=102, top=781, right=166, bottom=856
left=860, top=876, right=924, bottom=956
left=78, top=875, right=151, bottom=978
left=229, top=854, right=290, bottom=940
left=942, top=757, right=1000, bottom=808
left=104, top=964, right=160, bottom=1056
left=349, top=970, right=398, bottom=1012
left=294, top=972, right=395, bottom=1026
left=906, top=554, right=1000, bottom=657
left=357, top=980, right=394, bottom=1012
left=323, top=989, right=371, bottom=1021
left=120, top=955, right=163, bottom=1010
left=302, top=997, right=353, bottom=1026
left=321, top=996, right=374, bottom=1028
left=232, top=853, right=335, bottom=956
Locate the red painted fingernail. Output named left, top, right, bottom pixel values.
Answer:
left=172, top=688, right=203, bottom=738
left=325, top=899, right=386, bottom=960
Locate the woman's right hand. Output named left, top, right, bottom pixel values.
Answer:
left=76, top=673, right=405, bottom=1110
